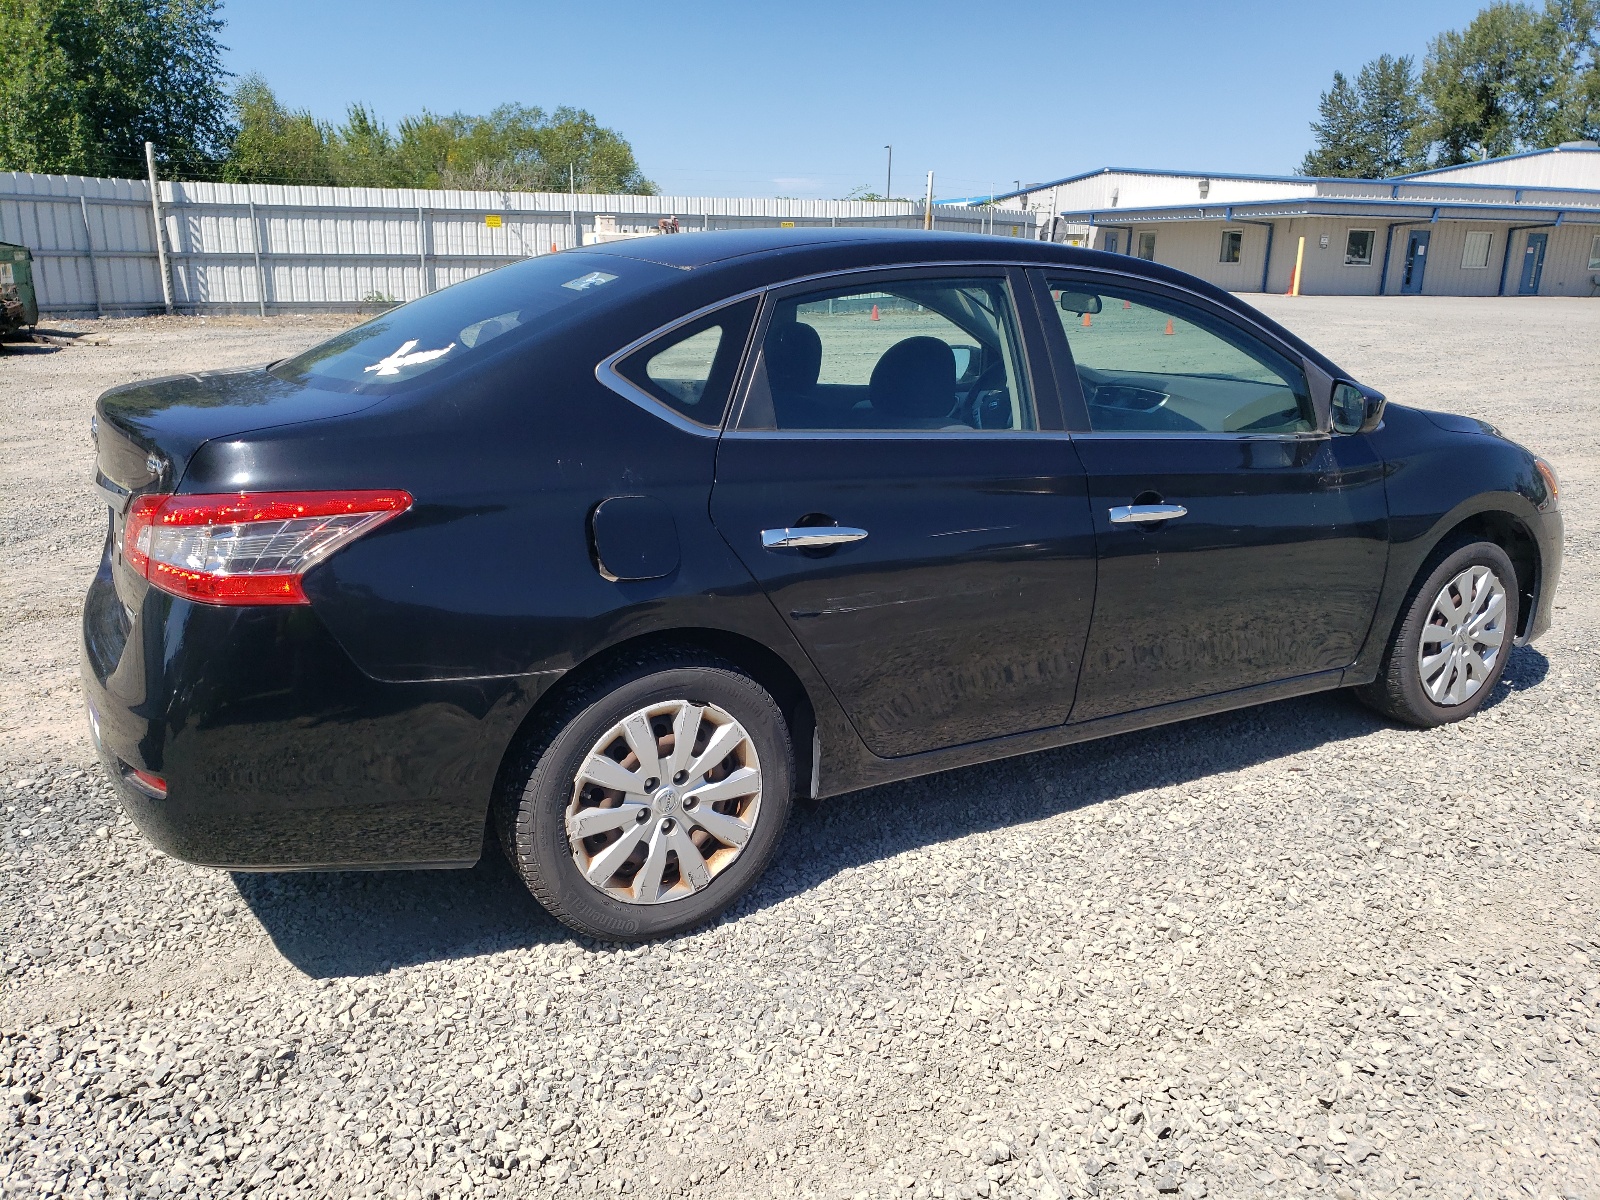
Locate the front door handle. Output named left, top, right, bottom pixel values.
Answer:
left=761, top=527, right=869, bottom=549
left=1109, top=504, right=1188, bottom=525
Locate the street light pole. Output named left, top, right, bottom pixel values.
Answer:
left=884, top=145, right=892, bottom=201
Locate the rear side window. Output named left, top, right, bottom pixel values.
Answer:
left=1046, top=279, right=1312, bottom=435
left=614, top=298, right=757, bottom=428
left=736, top=276, right=1034, bottom=432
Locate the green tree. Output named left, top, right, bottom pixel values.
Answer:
left=222, top=74, right=333, bottom=185
left=1301, top=70, right=1366, bottom=175
left=427, top=105, right=656, bottom=194
left=1421, top=0, right=1600, bottom=163
left=0, top=0, right=234, bottom=176
left=331, top=103, right=405, bottom=188
left=1302, top=55, right=1428, bottom=177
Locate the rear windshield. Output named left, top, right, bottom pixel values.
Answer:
left=270, top=253, right=674, bottom=393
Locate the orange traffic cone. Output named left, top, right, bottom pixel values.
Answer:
left=1123, top=299, right=1132, bottom=309
left=550, top=242, right=558, bottom=253
left=871, top=304, right=880, bottom=321
left=1081, top=312, right=1092, bottom=328
left=1164, top=319, right=1174, bottom=336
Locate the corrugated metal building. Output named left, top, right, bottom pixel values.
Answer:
left=0, top=173, right=1036, bottom=316
left=995, top=142, right=1600, bottom=297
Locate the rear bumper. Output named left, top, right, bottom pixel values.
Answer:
left=80, top=548, right=554, bottom=870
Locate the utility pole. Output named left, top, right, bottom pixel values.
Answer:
left=923, top=171, right=934, bottom=231
left=884, top=145, right=892, bottom=201
left=144, top=141, right=174, bottom=315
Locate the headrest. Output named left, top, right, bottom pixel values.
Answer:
left=767, top=320, right=823, bottom=393
left=869, top=336, right=956, bottom=418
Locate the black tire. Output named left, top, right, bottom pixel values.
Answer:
left=494, top=650, right=793, bottom=941
left=1356, top=538, right=1520, bottom=727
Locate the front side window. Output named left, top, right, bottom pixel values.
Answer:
left=1219, top=230, right=1243, bottom=264
left=1046, top=279, right=1312, bottom=435
left=737, top=277, right=1034, bottom=432
left=1345, top=229, right=1375, bottom=266
left=1137, top=232, right=1157, bottom=260
left=614, top=298, right=757, bottom=428
left=1461, top=231, right=1493, bottom=269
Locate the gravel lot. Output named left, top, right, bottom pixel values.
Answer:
left=3, top=297, right=1599, bottom=1200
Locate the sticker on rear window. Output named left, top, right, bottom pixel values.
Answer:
left=363, top=339, right=457, bottom=376
left=563, top=271, right=618, bottom=292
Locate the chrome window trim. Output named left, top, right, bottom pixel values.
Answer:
left=594, top=285, right=768, bottom=438
left=595, top=257, right=1317, bottom=438
left=1066, top=430, right=1330, bottom=443
left=722, top=429, right=1080, bottom=442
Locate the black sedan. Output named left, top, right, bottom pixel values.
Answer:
left=81, top=229, right=1563, bottom=940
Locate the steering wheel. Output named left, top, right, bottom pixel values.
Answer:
left=959, top=359, right=1012, bottom=429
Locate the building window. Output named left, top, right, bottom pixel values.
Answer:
left=1461, top=231, right=1493, bottom=269
left=1219, top=230, right=1243, bottom=263
left=1590, top=234, right=1600, bottom=269
left=1345, top=229, right=1375, bottom=266
left=1137, top=231, right=1157, bottom=260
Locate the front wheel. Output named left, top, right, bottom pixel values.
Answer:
left=496, top=652, right=793, bottom=941
left=1357, top=539, right=1520, bottom=727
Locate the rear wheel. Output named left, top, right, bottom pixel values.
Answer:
left=496, top=651, right=793, bottom=940
left=1357, top=539, right=1519, bottom=727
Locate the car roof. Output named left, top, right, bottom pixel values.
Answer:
left=576, top=226, right=1071, bottom=270
left=577, top=228, right=1345, bottom=381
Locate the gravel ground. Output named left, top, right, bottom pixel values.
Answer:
left=2, top=298, right=1599, bottom=1200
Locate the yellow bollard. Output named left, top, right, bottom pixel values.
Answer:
left=1290, top=235, right=1306, bottom=297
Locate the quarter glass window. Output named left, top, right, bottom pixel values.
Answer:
left=615, top=298, right=757, bottom=427
left=1047, top=281, right=1312, bottom=435
left=739, top=278, right=1034, bottom=432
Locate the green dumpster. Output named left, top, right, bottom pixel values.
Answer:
left=0, top=242, right=39, bottom=341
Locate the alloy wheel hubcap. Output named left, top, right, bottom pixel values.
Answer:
left=1418, top=564, right=1507, bottom=706
left=565, top=700, right=762, bottom=905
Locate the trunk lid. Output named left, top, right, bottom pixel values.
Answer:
left=94, top=363, right=386, bottom=493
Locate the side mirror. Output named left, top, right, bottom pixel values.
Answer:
left=1331, top=381, right=1386, bottom=434
left=1057, top=291, right=1103, bottom=315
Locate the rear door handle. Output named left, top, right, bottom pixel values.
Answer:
left=1109, top=504, right=1188, bottom=525
left=761, top=527, right=869, bottom=549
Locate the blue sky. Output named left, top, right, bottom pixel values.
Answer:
left=222, top=0, right=1488, bottom=200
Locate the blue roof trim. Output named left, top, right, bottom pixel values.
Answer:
left=1056, top=196, right=1600, bottom=223
left=992, top=148, right=1600, bottom=204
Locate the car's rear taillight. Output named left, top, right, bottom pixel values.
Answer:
left=124, top=490, right=412, bottom=606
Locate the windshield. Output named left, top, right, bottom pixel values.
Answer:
left=271, top=254, right=673, bottom=393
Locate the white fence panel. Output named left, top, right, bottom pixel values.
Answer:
left=0, top=171, right=1037, bottom=316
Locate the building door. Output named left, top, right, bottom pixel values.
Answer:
left=1401, top=230, right=1430, bottom=293
left=1518, top=232, right=1548, bottom=295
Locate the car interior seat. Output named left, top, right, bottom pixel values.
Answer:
left=766, top=320, right=823, bottom=424
left=868, top=336, right=961, bottom=429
